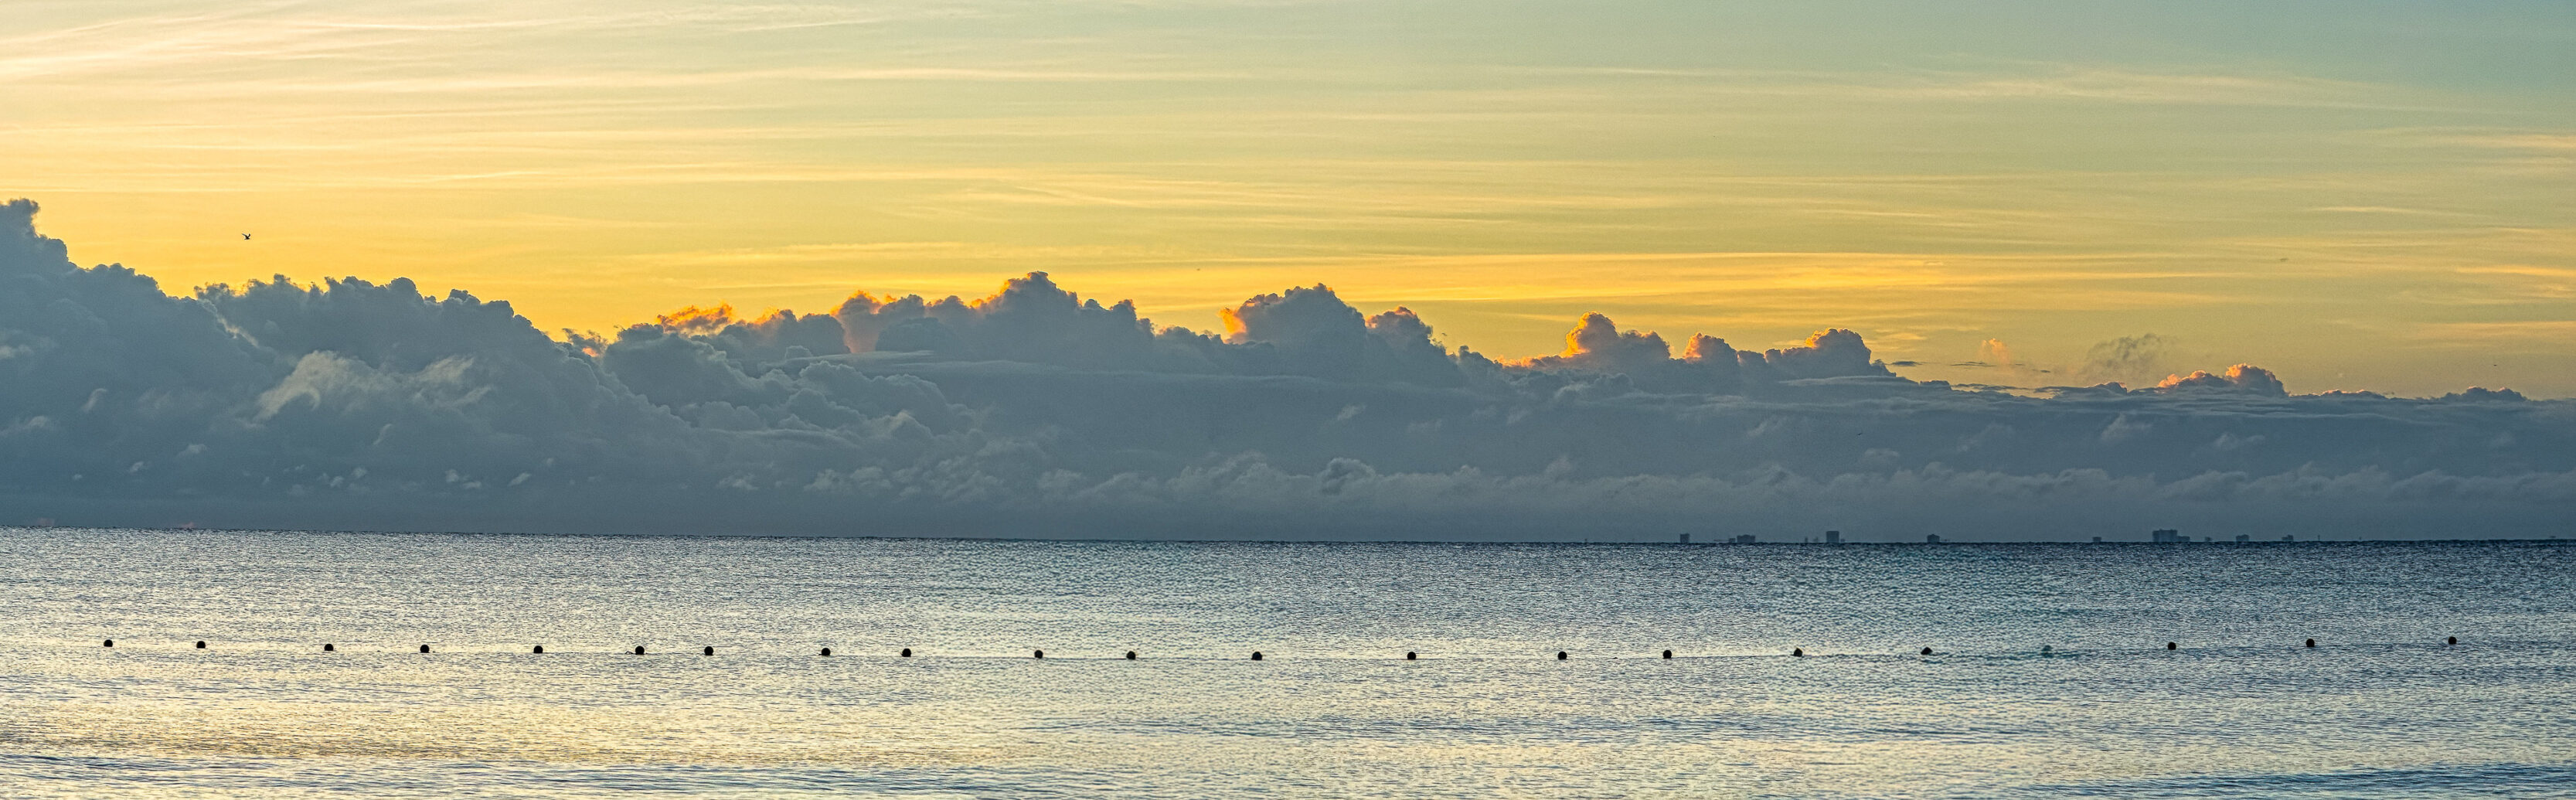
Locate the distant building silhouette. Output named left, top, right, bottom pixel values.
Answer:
left=1678, top=533, right=1690, bottom=545
left=2281, top=535, right=2295, bottom=543
left=1824, top=530, right=1843, bottom=546
left=2151, top=529, right=2183, bottom=543
left=1924, top=533, right=1943, bottom=544
left=2235, top=534, right=2250, bottom=543
left=2091, top=536, right=2103, bottom=543
left=1732, top=534, right=1758, bottom=545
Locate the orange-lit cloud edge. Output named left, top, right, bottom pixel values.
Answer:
left=587, top=268, right=2295, bottom=397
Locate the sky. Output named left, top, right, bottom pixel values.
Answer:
left=3, top=2, right=2574, bottom=540
left=5, top=0, right=2571, bottom=397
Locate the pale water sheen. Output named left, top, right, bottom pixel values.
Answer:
left=2, top=529, right=2571, bottom=798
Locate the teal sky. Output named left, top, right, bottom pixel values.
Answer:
left=7, top=0, right=2573, bottom=395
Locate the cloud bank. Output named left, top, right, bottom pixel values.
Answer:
left=3, top=200, right=2569, bottom=540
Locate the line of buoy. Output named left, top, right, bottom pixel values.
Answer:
left=83, top=637, right=2465, bottom=656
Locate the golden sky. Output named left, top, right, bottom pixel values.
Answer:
left=7, top=0, right=2572, bottom=396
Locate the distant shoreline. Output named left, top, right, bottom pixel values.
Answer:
left=2, top=525, right=2565, bottom=547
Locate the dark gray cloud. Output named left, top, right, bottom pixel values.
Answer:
left=2, top=200, right=2570, bottom=540
left=2079, top=333, right=2175, bottom=383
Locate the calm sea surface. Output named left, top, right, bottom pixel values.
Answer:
left=1, top=529, right=2571, bottom=798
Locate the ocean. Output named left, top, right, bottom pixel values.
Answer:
left=2, top=529, right=2571, bottom=798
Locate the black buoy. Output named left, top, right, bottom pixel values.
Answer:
left=1556, top=651, right=1567, bottom=661
left=2446, top=636, right=2458, bottom=645
left=2166, top=642, right=2177, bottom=650
left=419, top=644, right=430, bottom=653
left=1792, top=648, right=1804, bottom=657
left=2305, top=638, right=2316, bottom=649
left=1033, top=649, right=1044, bottom=659
left=821, top=647, right=832, bottom=656
left=1251, top=651, right=1264, bottom=661
left=1662, top=649, right=1673, bottom=659
left=900, top=648, right=912, bottom=658
left=634, top=645, right=646, bottom=655
left=103, top=639, right=113, bottom=648
left=1125, top=651, right=1137, bottom=660
left=533, top=645, right=544, bottom=654
left=703, top=646, right=714, bottom=656
left=323, top=643, right=335, bottom=652
left=196, top=641, right=206, bottom=649
left=1405, top=652, right=1417, bottom=660
left=1920, top=647, right=1933, bottom=655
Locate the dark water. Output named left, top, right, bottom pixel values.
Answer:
left=2, top=529, right=2571, bottom=798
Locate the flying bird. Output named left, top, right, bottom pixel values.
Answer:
left=241, top=233, right=252, bottom=240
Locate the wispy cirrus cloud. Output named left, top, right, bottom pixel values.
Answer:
left=2414, top=320, right=2576, bottom=344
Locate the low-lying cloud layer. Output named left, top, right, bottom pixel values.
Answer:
left=4, top=199, right=2569, bottom=540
